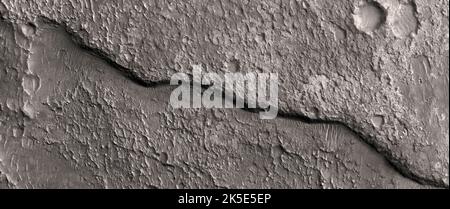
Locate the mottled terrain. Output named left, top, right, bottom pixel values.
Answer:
left=0, top=0, right=448, bottom=188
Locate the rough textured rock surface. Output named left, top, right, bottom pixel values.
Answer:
left=0, top=0, right=448, bottom=188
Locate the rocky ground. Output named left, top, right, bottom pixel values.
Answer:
left=0, top=0, right=448, bottom=188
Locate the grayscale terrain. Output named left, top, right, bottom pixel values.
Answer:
left=0, top=0, right=448, bottom=188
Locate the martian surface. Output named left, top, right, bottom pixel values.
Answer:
left=0, top=0, right=448, bottom=188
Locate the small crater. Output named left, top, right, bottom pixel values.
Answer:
left=371, top=115, right=384, bottom=128
left=12, top=127, right=24, bottom=138
left=20, top=23, right=36, bottom=37
left=22, top=74, right=40, bottom=96
left=22, top=102, right=35, bottom=119
left=389, top=3, right=418, bottom=38
left=159, top=152, right=168, bottom=164
left=332, top=26, right=346, bottom=41
left=353, top=1, right=386, bottom=34
left=271, top=145, right=284, bottom=164
left=255, top=33, right=266, bottom=44
left=6, top=98, right=17, bottom=111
